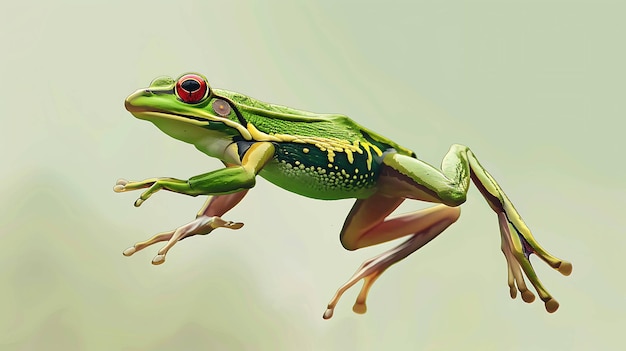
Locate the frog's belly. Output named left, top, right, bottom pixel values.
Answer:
left=258, top=143, right=382, bottom=200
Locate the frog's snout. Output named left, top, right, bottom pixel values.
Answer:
left=124, top=89, right=145, bottom=113
left=124, top=97, right=133, bottom=112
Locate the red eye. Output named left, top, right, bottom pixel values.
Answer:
left=175, top=74, right=208, bottom=103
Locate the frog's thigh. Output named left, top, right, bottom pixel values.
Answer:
left=378, top=153, right=467, bottom=206
left=340, top=193, right=460, bottom=251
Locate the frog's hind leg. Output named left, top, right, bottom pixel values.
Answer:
left=325, top=146, right=572, bottom=319
left=323, top=195, right=460, bottom=319
left=121, top=191, right=247, bottom=265
left=379, top=146, right=571, bottom=312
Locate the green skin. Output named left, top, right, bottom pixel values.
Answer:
left=115, top=73, right=572, bottom=319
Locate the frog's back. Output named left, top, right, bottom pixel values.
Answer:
left=219, top=90, right=415, bottom=200
left=220, top=89, right=415, bottom=156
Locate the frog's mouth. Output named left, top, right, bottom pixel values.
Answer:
left=124, top=103, right=213, bottom=125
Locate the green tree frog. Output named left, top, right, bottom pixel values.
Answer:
left=114, top=73, right=572, bottom=319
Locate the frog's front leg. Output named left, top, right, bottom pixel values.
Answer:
left=114, top=166, right=253, bottom=207
left=115, top=142, right=275, bottom=265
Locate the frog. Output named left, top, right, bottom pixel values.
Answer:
left=114, top=73, right=572, bottom=319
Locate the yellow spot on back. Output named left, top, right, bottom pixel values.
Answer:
left=345, top=149, right=354, bottom=163
left=327, top=150, right=336, bottom=162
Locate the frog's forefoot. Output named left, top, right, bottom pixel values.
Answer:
left=114, top=177, right=192, bottom=207
left=497, top=212, right=572, bottom=313
left=113, top=178, right=160, bottom=207
left=113, top=179, right=129, bottom=192
left=121, top=215, right=243, bottom=265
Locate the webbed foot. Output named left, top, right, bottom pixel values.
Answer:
left=498, top=212, right=571, bottom=312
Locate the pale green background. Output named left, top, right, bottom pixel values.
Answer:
left=1, top=0, right=623, bottom=350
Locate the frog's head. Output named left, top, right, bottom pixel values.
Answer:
left=125, top=73, right=252, bottom=143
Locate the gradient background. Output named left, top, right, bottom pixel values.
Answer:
left=1, top=0, right=623, bottom=350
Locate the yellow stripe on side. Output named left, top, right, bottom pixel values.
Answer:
left=246, top=122, right=383, bottom=169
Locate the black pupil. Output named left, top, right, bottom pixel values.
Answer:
left=181, top=79, right=201, bottom=92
